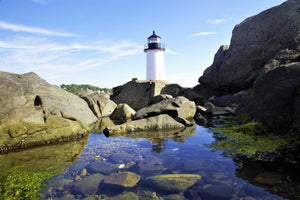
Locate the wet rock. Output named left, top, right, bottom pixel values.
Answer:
left=136, top=158, right=165, bottom=176
left=109, top=192, right=139, bottom=200
left=194, top=114, right=208, bottom=126
left=165, top=194, right=187, bottom=200
left=134, top=96, right=196, bottom=121
left=110, top=103, right=136, bottom=122
left=253, top=171, right=283, bottom=186
left=136, top=187, right=160, bottom=200
left=200, top=184, right=232, bottom=200
left=72, top=173, right=105, bottom=196
left=104, top=114, right=185, bottom=135
left=104, top=171, right=141, bottom=187
left=175, top=117, right=194, bottom=127
left=183, top=160, right=205, bottom=171
left=149, top=94, right=173, bottom=106
left=146, top=174, right=201, bottom=192
left=92, top=117, right=115, bottom=133
left=87, top=160, right=118, bottom=175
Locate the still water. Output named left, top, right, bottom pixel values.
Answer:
left=1, top=125, right=299, bottom=199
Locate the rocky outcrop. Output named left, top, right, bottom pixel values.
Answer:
left=110, top=103, right=136, bottom=122
left=237, top=63, right=300, bottom=133
left=104, top=114, right=185, bottom=135
left=198, top=0, right=300, bottom=95
left=133, top=96, right=196, bottom=121
left=110, top=79, right=169, bottom=111
left=82, top=93, right=116, bottom=117
left=0, top=71, right=97, bottom=152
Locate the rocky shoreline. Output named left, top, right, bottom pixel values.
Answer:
left=0, top=0, right=300, bottom=162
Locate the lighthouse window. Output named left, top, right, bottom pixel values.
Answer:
left=149, top=38, right=160, bottom=43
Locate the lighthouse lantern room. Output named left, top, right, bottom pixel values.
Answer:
left=144, top=31, right=165, bottom=81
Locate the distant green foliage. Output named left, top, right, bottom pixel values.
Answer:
left=210, top=120, right=288, bottom=159
left=0, top=165, right=61, bottom=200
left=60, top=84, right=112, bottom=93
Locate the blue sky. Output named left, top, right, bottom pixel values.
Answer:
left=0, top=0, right=286, bottom=88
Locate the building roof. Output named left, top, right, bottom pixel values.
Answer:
left=148, top=31, right=161, bottom=39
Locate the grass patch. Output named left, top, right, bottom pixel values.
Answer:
left=210, top=118, right=288, bottom=159
left=0, top=164, right=64, bottom=200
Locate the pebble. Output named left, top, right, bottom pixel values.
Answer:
left=118, top=163, right=125, bottom=169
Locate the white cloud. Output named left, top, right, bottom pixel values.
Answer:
left=0, top=36, right=142, bottom=79
left=191, top=32, right=216, bottom=37
left=207, top=18, right=228, bottom=25
left=0, top=20, right=77, bottom=37
left=165, top=49, right=180, bottom=55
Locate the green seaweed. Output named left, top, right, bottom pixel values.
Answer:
left=210, top=120, right=288, bottom=159
left=0, top=165, right=63, bottom=200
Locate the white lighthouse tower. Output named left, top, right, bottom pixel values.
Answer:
left=144, top=31, right=165, bottom=81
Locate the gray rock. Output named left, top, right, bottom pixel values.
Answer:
left=148, top=94, right=173, bottom=106
left=104, top=114, right=185, bottom=135
left=87, top=160, right=118, bottom=174
left=133, top=96, right=196, bottom=121
left=111, top=80, right=169, bottom=111
left=82, top=93, right=117, bottom=117
left=198, top=0, right=300, bottom=94
left=72, top=173, right=105, bottom=196
left=201, top=184, right=232, bottom=200
left=194, top=114, right=208, bottom=126
left=109, top=192, right=139, bottom=200
left=0, top=71, right=97, bottom=152
left=237, top=63, right=300, bottom=133
left=175, top=117, right=194, bottom=127
left=110, top=103, right=136, bottom=122
left=103, top=171, right=141, bottom=187
left=146, top=174, right=201, bottom=192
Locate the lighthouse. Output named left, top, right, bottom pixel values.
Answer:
left=144, top=31, right=165, bottom=81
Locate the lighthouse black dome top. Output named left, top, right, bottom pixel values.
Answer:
left=148, top=31, right=161, bottom=39
left=144, top=31, right=165, bottom=51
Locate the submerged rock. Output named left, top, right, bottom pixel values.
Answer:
left=109, top=192, right=139, bottom=200
left=72, top=173, right=105, bottom=196
left=200, top=184, right=233, bottom=200
left=87, top=160, right=118, bottom=175
left=146, top=174, right=201, bottom=192
left=0, top=71, right=97, bottom=153
left=104, top=171, right=141, bottom=187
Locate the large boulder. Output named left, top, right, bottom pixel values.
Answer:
left=82, top=93, right=117, bottom=117
left=0, top=71, right=97, bottom=152
left=198, top=0, right=300, bottom=94
left=110, top=79, right=169, bottom=111
left=104, top=114, right=185, bottom=135
left=133, top=96, right=196, bottom=121
left=237, top=63, right=300, bottom=133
